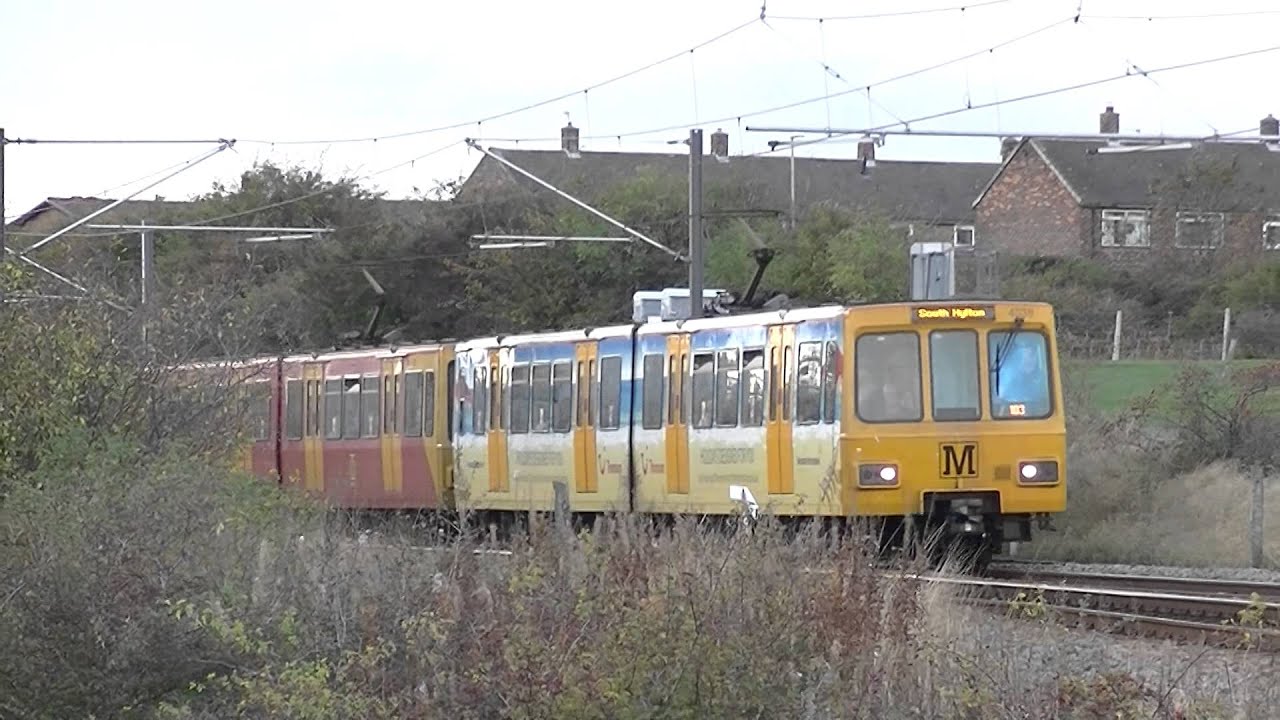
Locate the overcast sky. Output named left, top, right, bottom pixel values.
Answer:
left=3, top=0, right=1279, bottom=220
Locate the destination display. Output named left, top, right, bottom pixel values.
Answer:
left=910, top=305, right=996, bottom=322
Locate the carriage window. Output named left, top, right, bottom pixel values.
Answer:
left=383, top=374, right=396, bottom=434
left=741, top=350, right=766, bottom=427
left=473, top=367, right=488, bottom=436
left=424, top=371, right=436, bottom=437
left=308, top=380, right=323, bottom=437
left=930, top=331, right=981, bottom=421
left=768, top=348, right=778, bottom=422
left=342, top=378, right=361, bottom=438
left=446, top=361, right=455, bottom=441
left=795, top=342, right=822, bottom=425
left=715, top=349, right=740, bottom=427
left=691, top=352, right=715, bottom=429
left=404, top=371, right=424, bottom=437
left=642, top=353, right=664, bottom=430
left=531, top=363, right=552, bottom=433
left=577, top=360, right=590, bottom=428
left=552, top=361, right=573, bottom=433
left=324, top=379, right=342, bottom=439
left=667, top=354, right=678, bottom=426
left=510, top=365, right=530, bottom=434
left=781, top=346, right=793, bottom=421
left=988, top=330, right=1052, bottom=420
left=361, top=376, right=380, bottom=437
left=822, top=341, right=839, bottom=424
left=599, top=356, right=622, bottom=430
left=249, top=383, right=271, bottom=441
left=855, top=333, right=923, bottom=423
left=284, top=379, right=303, bottom=440
left=490, top=365, right=501, bottom=432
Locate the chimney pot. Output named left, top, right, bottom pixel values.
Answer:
left=1099, top=105, right=1119, bottom=135
left=561, top=122, right=580, bottom=156
left=710, top=128, right=729, bottom=158
left=1261, top=114, right=1278, bottom=139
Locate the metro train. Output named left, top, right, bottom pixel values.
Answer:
left=215, top=299, right=1066, bottom=559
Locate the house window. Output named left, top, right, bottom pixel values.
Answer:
left=1100, top=209, right=1150, bottom=248
left=1175, top=211, right=1224, bottom=249
left=1264, top=216, right=1280, bottom=250
left=953, top=225, right=975, bottom=248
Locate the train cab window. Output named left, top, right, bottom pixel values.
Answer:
left=324, top=380, right=342, bottom=439
left=342, top=379, right=361, bottom=438
left=929, top=331, right=981, bottom=421
left=822, top=341, right=839, bottom=424
left=741, top=350, right=766, bottom=427
left=552, top=361, right=573, bottom=433
left=531, top=364, right=552, bottom=433
left=691, top=352, right=715, bottom=429
left=510, top=365, right=531, bottom=434
left=988, top=330, right=1052, bottom=419
left=599, top=356, right=622, bottom=431
left=361, top=376, right=380, bottom=438
left=715, top=349, right=740, bottom=427
left=795, top=342, right=822, bottom=425
left=404, top=371, right=424, bottom=437
left=472, top=367, right=488, bottom=436
left=285, top=379, right=303, bottom=440
left=855, top=333, right=923, bottom=423
left=641, top=353, right=664, bottom=430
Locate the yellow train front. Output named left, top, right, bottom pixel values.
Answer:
left=842, top=301, right=1065, bottom=560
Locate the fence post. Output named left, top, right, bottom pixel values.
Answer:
left=1111, top=310, right=1123, bottom=362
left=1222, top=307, right=1231, bottom=362
left=1250, top=474, right=1265, bottom=568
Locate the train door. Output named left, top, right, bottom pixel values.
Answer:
left=302, top=362, right=325, bottom=494
left=664, top=333, right=690, bottom=494
left=573, top=342, right=599, bottom=494
left=766, top=325, right=795, bottom=496
left=487, top=350, right=509, bottom=493
left=379, top=357, right=404, bottom=500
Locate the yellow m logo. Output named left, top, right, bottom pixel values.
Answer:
left=939, top=443, right=978, bottom=478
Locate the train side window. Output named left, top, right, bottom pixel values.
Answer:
left=552, top=361, right=573, bottom=433
left=404, top=371, right=424, bottom=437
left=248, top=383, right=270, bottom=441
left=740, top=349, right=766, bottom=427
left=642, top=353, right=665, bottom=430
left=667, top=354, right=678, bottom=426
left=588, top=359, right=598, bottom=426
left=822, top=341, right=839, bottom=424
left=324, top=379, right=342, bottom=439
left=530, top=363, right=552, bottom=433
left=768, top=348, right=778, bottom=422
left=715, top=349, right=740, bottom=427
left=510, top=365, right=531, bottom=434
left=303, top=380, right=317, bottom=437
left=342, top=378, right=361, bottom=438
left=781, top=346, right=793, bottom=421
left=855, top=333, right=923, bottom=423
left=576, top=360, right=588, bottom=428
left=489, top=364, right=501, bottom=432
left=930, top=330, right=981, bottom=421
left=599, top=356, right=622, bottom=431
left=361, top=376, right=380, bottom=438
left=795, top=342, right=822, bottom=425
left=691, top=352, right=715, bottom=429
left=424, top=370, right=436, bottom=437
left=446, top=361, right=455, bottom=441
left=472, top=367, right=488, bottom=436
left=285, top=379, right=303, bottom=441
left=383, top=374, right=396, bottom=435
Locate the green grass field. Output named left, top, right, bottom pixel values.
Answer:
left=1067, top=359, right=1275, bottom=414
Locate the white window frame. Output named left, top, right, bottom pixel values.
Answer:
left=952, top=224, right=975, bottom=248
left=1263, top=216, right=1280, bottom=250
left=1174, top=211, right=1225, bottom=249
left=1099, top=209, right=1150, bottom=248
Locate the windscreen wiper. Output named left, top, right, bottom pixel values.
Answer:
left=992, top=316, right=1025, bottom=396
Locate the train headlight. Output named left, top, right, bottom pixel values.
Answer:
left=1017, top=460, right=1059, bottom=484
left=859, top=463, right=899, bottom=488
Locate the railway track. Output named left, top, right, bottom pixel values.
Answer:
left=914, top=566, right=1280, bottom=652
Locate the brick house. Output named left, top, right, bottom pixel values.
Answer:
left=974, top=106, right=1280, bottom=269
left=460, top=125, right=998, bottom=248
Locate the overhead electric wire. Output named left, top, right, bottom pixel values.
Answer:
left=1085, top=9, right=1280, bottom=21
left=235, top=16, right=762, bottom=147
left=767, top=0, right=1014, bottom=21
